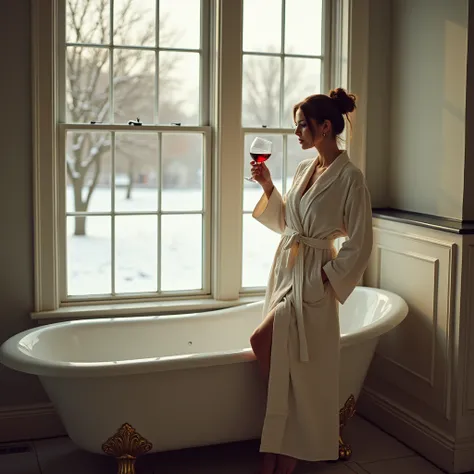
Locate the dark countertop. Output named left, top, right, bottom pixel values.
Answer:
left=372, top=208, right=474, bottom=235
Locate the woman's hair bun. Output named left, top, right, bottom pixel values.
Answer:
left=329, top=88, right=356, bottom=114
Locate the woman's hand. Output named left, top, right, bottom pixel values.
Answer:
left=250, top=161, right=273, bottom=194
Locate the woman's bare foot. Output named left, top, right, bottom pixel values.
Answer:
left=259, top=453, right=277, bottom=474
left=274, top=454, right=298, bottom=474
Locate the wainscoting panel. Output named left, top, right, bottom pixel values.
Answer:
left=463, top=244, right=474, bottom=415
left=365, top=226, right=456, bottom=418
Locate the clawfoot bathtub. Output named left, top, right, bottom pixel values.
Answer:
left=0, top=286, right=408, bottom=474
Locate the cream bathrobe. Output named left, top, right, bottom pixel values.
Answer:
left=252, top=151, right=373, bottom=461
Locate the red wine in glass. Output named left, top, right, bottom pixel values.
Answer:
left=245, top=137, right=273, bottom=182
left=250, top=153, right=271, bottom=163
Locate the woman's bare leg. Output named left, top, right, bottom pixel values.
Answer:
left=250, top=309, right=277, bottom=474
left=274, top=454, right=298, bottom=474
left=250, top=307, right=276, bottom=384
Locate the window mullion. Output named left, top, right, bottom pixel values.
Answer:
left=58, top=126, right=67, bottom=302
left=157, top=132, right=162, bottom=292
left=279, top=0, right=286, bottom=128
left=201, top=0, right=211, bottom=125
left=111, top=132, right=116, bottom=295
left=212, top=0, right=244, bottom=300
left=110, top=0, right=114, bottom=123
left=57, top=0, right=66, bottom=122
left=155, top=0, right=160, bottom=124
left=323, top=0, right=332, bottom=93
left=203, top=128, right=212, bottom=293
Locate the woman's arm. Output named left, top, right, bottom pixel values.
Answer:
left=322, top=183, right=373, bottom=303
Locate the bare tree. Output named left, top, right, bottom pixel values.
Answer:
left=242, top=54, right=312, bottom=127
left=66, top=0, right=183, bottom=235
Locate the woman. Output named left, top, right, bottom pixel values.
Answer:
left=249, top=88, right=373, bottom=474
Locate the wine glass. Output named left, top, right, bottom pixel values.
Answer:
left=244, top=137, right=273, bottom=182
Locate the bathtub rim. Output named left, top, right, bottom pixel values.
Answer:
left=0, top=286, right=408, bottom=378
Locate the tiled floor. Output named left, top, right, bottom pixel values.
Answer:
left=0, top=415, right=447, bottom=474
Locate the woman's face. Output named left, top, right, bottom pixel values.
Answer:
left=294, top=108, right=330, bottom=149
left=294, top=108, right=314, bottom=150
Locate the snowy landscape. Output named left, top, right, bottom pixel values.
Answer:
left=66, top=183, right=283, bottom=297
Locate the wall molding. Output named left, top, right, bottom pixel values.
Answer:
left=0, top=403, right=65, bottom=443
left=358, top=387, right=474, bottom=473
left=358, top=387, right=454, bottom=471
left=369, top=227, right=455, bottom=419
left=376, top=245, right=438, bottom=387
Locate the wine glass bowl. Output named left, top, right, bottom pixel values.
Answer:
left=245, top=137, right=272, bottom=182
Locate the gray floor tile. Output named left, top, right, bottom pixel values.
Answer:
left=341, top=415, right=414, bottom=463
left=344, top=463, right=370, bottom=474
left=298, top=460, right=364, bottom=474
left=34, top=436, right=125, bottom=474
left=0, top=443, right=41, bottom=474
left=358, top=456, right=444, bottom=474
left=139, top=440, right=260, bottom=473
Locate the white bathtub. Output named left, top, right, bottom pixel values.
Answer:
left=0, top=286, right=407, bottom=457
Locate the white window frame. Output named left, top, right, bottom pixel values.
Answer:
left=32, top=0, right=362, bottom=319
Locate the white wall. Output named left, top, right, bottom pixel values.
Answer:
left=364, top=0, right=392, bottom=208
left=463, top=2, right=474, bottom=221
left=0, top=1, right=49, bottom=408
left=389, top=0, right=468, bottom=220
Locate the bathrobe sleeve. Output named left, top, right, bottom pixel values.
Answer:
left=252, top=161, right=307, bottom=234
left=252, top=187, right=286, bottom=234
left=323, top=183, right=373, bottom=304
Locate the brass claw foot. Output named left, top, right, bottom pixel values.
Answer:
left=338, top=394, right=356, bottom=461
left=102, top=423, right=152, bottom=474
left=339, top=435, right=352, bottom=461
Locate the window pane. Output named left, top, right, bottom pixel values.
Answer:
left=161, top=134, right=203, bottom=212
left=243, top=134, right=283, bottom=212
left=113, top=49, right=155, bottom=124
left=161, top=215, right=202, bottom=291
left=159, top=0, right=201, bottom=49
left=242, top=214, right=280, bottom=288
left=113, top=0, right=155, bottom=47
left=286, top=134, right=317, bottom=191
left=115, top=133, right=158, bottom=212
left=158, top=52, right=200, bottom=125
left=66, top=47, right=110, bottom=124
left=283, top=58, right=321, bottom=128
left=242, top=55, right=281, bottom=127
left=66, top=132, right=112, bottom=213
left=115, top=216, right=158, bottom=293
left=243, top=0, right=282, bottom=53
left=66, top=0, right=111, bottom=45
left=67, top=216, right=111, bottom=296
left=285, top=0, right=323, bottom=55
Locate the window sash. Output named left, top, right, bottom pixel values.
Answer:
left=57, top=123, right=212, bottom=303
left=58, top=0, right=210, bottom=126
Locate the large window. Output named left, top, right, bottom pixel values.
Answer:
left=59, top=0, right=210, bottom=301
left=32, top=0, right=350, bottom=315
left=241, top=0, right=329, bottom=289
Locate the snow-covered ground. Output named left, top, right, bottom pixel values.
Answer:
left=66, top=183, right=282, bottom=296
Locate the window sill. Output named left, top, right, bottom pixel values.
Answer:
left=31, top=295, right=264, bottom=322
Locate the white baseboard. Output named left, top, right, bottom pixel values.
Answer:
left=357, top=387, right=474, bottom=474
left=0, top=403, right=66, bottom=443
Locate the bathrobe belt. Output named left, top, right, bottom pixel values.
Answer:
left=283, top=227, right=335, bottom=362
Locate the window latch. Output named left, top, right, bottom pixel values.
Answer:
left=128, top=117, right=142, bottom=126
